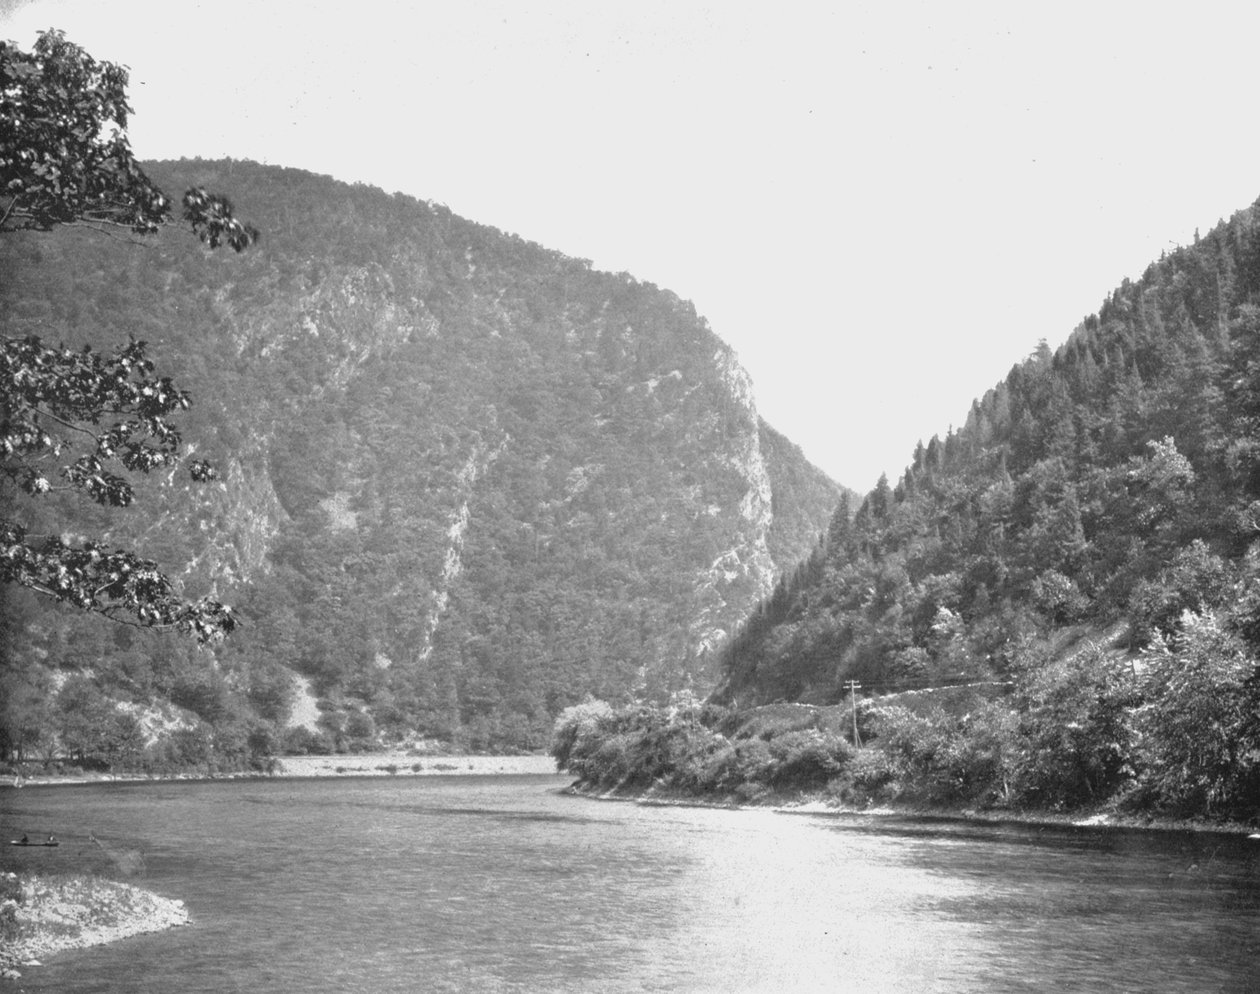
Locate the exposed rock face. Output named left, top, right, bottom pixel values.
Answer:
left=1, top=159, right=844, bottom=747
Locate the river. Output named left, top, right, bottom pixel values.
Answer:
left=2, top=775, right=1258, bottom=992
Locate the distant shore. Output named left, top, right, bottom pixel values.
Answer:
left=3, top=752, right=561, bottom=789
left=275, top=752, right=559, bottom=779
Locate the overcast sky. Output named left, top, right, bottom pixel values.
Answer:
left=4, top=1, right=1260, bottom=490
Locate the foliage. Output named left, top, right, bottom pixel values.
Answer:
left=1006, top=644, right=1137, bottom=809
left=1134, top=613, right=1260, bottom=816
left=1127, top=540, right=1232, bottom=646
left=551, top=699, right=856, bottom=797
left=764, top=729, right=853, bottom=790
left=549, top=698, right=615, bottom=774
left=1, top=336, right=239, bottom=640
left=2, top=30, right=256, bottom=644
left=1, top=30, right=256, bottom=247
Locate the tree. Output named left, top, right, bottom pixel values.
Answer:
left=1137, top=612, right=1260, bottom=817
left=1009, top=644, right=1137, bottom=809
left=1, top=30, right=257, bottom=248
left=1, top=29, right=256, bottom=642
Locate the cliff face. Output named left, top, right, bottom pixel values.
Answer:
left=1, top=159, right=842, bottom=750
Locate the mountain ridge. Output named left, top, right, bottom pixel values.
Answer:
left=0, top=158, right=845, bottom=764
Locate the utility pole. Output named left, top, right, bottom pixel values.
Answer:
left=845, top=680, right=862, bottom=746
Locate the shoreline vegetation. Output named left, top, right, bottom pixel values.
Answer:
left=549, top=691, right=1260, bottom=835
left=0, top=873, right=189, bottom=980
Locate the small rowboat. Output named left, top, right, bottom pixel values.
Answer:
left=9, top=840, right=58, bottom=847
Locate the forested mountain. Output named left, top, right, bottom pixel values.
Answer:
left=549, top=194, right=1260, bottom=824
left=715, top=196, right=1260, bottom=709
left=0, top=159, right=842, bottom=765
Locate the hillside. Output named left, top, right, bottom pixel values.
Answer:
left=712, top=197, right=1260, bottom=708
left=0, top=159, right=843, bottom=765
left=549, top=193, right=1260, bottom=824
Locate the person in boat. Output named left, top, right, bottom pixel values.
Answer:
left=47, top=834, right=56, bottom=844
left=20, top=835, right=28, bottom=844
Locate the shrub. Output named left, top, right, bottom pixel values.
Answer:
left=765, top=730, right=853, bottom=791
left=549, top=699, right=615, bottom=774
left=1008, top=643, right=1137, bottom=809
left=864, top=702, right=1012, bottom=806
left=671, top=732, right=737, bottom=793
left=627, top=722, right=710, bottom=786
left=281, top=726, right=334, bottom=756
left=844, top=748, right=899, bottom=799
left=1128, top=540, right=1232, bottom=646
left=585, top=733, right=638, bottom=787
left=1134, top=612, right=1260, bottom=817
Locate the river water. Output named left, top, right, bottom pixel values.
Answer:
left=2, top=774, right=1259, bottom=992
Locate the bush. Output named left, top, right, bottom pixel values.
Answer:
left=864, top=703, right=1011, bottom=806
left=585, top=733, right=638, bottom=787
left=1134, top=612, right=1260, bottom=817
left=281, top=726, right=335, bottom=756
left=671, top=732, right=737, bottom=793
left=843, top=748, right=899, bottom=800
left=765, top=730, right=853, bottom=791
left=1128, top=541, right=1232, bottom=646
left=624, top=721, right=712, bottom=786
left=549, top=699, right=615, bottom=773
left=1008, top=644, right=1137, bottom=809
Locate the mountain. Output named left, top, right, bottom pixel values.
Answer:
left=0, top=159, right=843, bottom=764
left=712, top=195, right=1260, bottom=710
left=550, top=195, right=1260, bottom=824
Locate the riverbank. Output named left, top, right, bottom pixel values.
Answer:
left=3, top=753, right=559, bottom=788
left=562, top=780, right=1260, bottom=837
left=0, top=873, right=189, bottom=980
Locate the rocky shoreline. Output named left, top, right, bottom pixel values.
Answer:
left=1, top=873, right=189, bottom=981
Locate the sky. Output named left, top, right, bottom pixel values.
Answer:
left=4, top=1, right=1260, bottom=490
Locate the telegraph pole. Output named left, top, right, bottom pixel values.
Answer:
left=845, top=680, right=862, bottom=746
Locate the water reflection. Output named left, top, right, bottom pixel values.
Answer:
left=2, top=778, right=1258, bottom=993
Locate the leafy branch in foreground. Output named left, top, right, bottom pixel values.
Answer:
left=0, top=336, right=236, bottom=641
left=1, top=30, right=258, bottom=249
left=1, top=28, right=257, bottom=642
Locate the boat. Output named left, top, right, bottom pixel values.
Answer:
left=9, top=839, right=59, bottom=847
